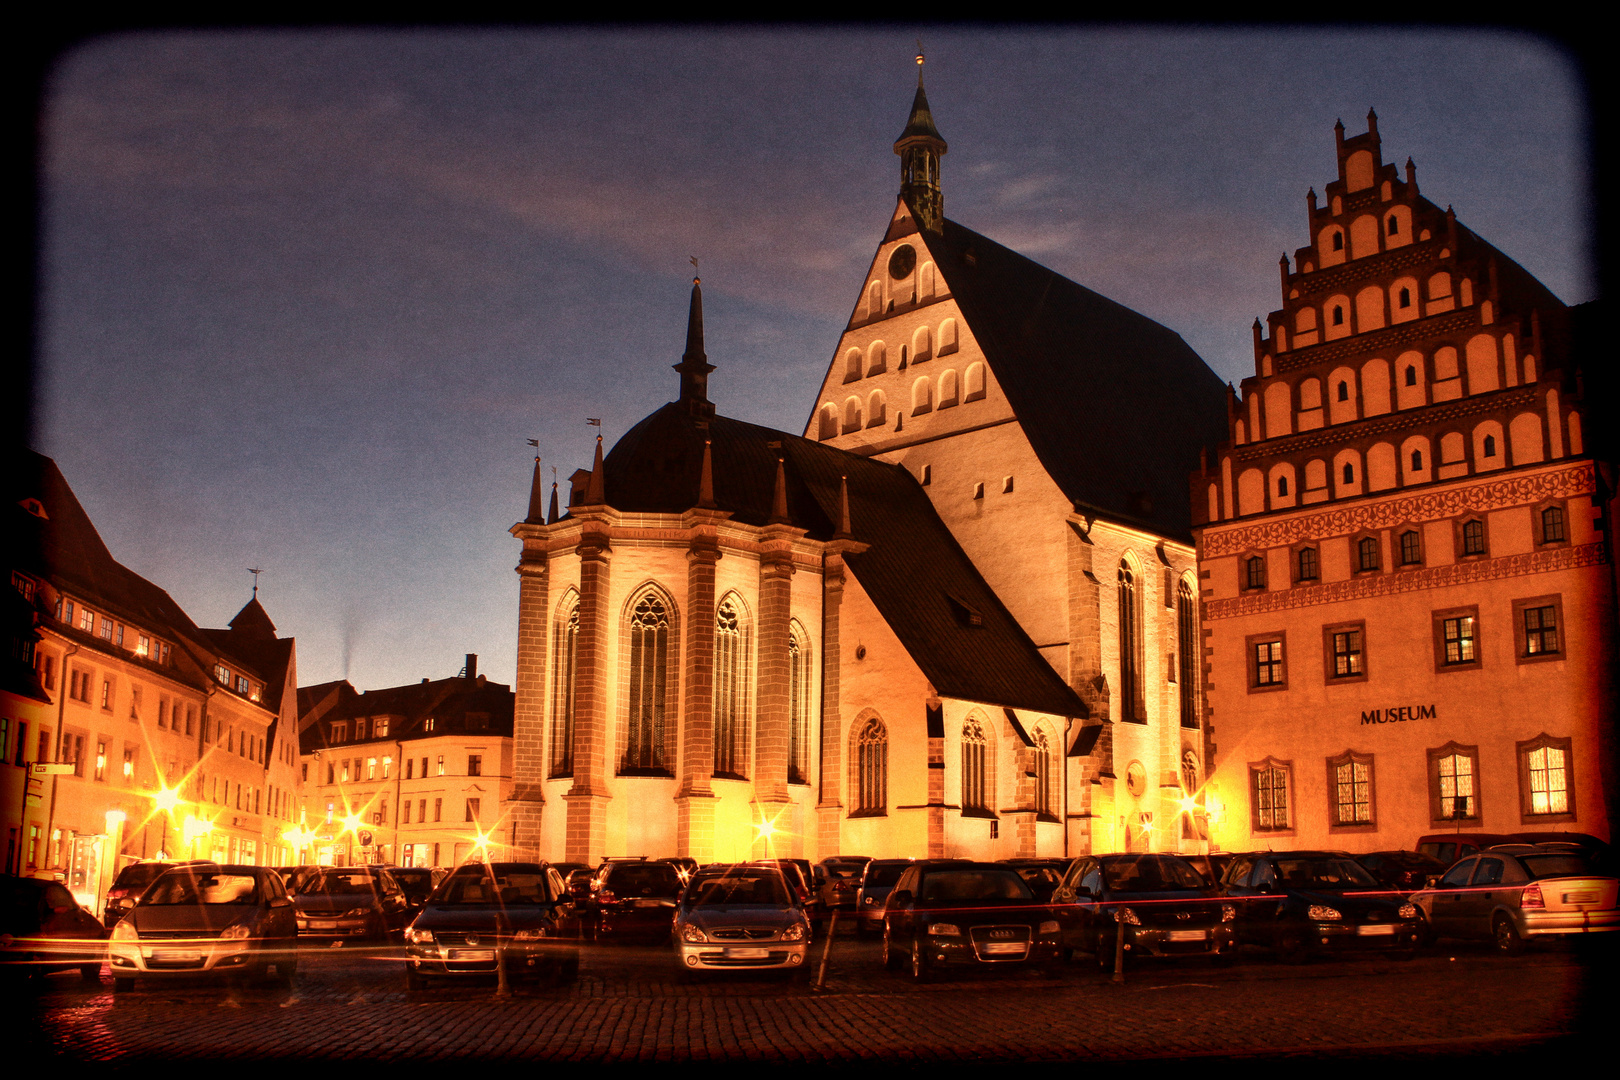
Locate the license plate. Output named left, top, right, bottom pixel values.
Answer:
left=726, top=947, right=769, bottom=959
left=310, top=920, right=336, bottom=930
left=1563, top=891, right=1597, bottom=904
left=152, top=949, right=202, bottom=962
left=981, top=942, right=1025, bottom=955
left=634, top=899, right=665, bottom=908
left=1166, top=929, right=1208, bottom=942
left=1357, top=923, right=1396, bottom=936
left=449, top=949, right=496, bottom=962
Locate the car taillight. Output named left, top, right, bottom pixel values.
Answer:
left=1521, top=883, right=1544, bottom=909
left=598, top=889, right=616, bottom=904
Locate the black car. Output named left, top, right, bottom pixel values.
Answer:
left=591, top=860, right=684, bottom=943
left=881, top=861, right=1062, bottom=980
left=1221, top=851, right=1422, bottom=960
left=292, top=867, right=412, bottom=942
left=404, top=862, right=579, bottom=988
left=1051, top=853, right=1235, bottom=968
left=0, top=875, right=108, bottom=980
left=1354, top=850, right=1447, bottom=893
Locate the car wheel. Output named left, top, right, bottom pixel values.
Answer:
left=882, top=924, right=902, bottom=971
left=112, top=977, right=134, bottom=993
left=909, top=937, right=931, bottom=983
left=1493, top=915, right=1524, bottom=956
left=79, top=963, right=103, bottom=982
left=1413, top=910, right=1437, bottom=947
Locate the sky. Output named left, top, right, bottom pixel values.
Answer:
left=32, top=27, right=1594, bottom=692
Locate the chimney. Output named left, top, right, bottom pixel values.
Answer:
left=464, top=653, right=478, bottom=681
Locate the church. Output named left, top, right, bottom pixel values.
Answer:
left=504, top=71, right=1230, bottom=867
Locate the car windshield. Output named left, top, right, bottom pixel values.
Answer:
left=1101, top=855, right=1207, bottom=892
left=436, top=872, right=554, bottom=905
left=686, top=873, right=791, bottom=908
left=1521, top=854, right=1594, bottom=879
left=115, top=864, right=171, bottom=890
left=306, top=871, right=383, bottom=896
left=1273, top=858, right=1378, bottom=888
left=606, top=865, right=682, bottom=895
left=145, top=871, right=259, bottom=906
left=919, top=870, right=1033, bottom=902
left=825, top=863, right=864, bottom=880
left=865, top=863, right=909, bottom=889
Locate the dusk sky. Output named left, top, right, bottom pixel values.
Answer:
left=33, top=27, right=1592, bottom=693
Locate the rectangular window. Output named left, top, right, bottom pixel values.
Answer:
left=381, top=756, right=392, bottom=779
left=1329, top=628, right=1363, bottom=678
left=137, top=634, right=150, bottom=657
left=122, top=747, right=134, bottom=781
left=326, top=763, right=335, bottom=785
left=1295, top=547, right=1318, bottom=582
left=1461, top=519, right=1487, bottom=556
left=366, top=757, right=377, bottom=780
left=1253, top=640, right=1284, bottom=687
left=433, top=798, right=442, bottom=822
left=184, top=707, right=194, bottom=736
left=436, top=755, right=445, bottom=777
left=1355, top=536, right=1381, bottom=572
left=467, top=754, right=482, bottom=777
left=402, top=801, right=411, bottom=824
left=355, top=718, right=367, bottom=740
left=1244, top=556, right=1266, bottom=590
left=375, top=718, right=389, bottom=738
left=79, top=608, right=95, bottom=632
left=1523, top=606, right=1558, bottom=655
left=465, top=798, right=481, bottom=823
left=1398, top=530, right=1422, bottom=565
left=1540, top=506, right=1566, bottom=544
left=99, top=616, right=114, bottom=640
left=419, top=799, right=427, bottom=822
left=1251, top=764, right=1291, bottom=831
left=405, top=759, right=413, bottom=780
left=1434, top=609, right=1481, bottom=670
left=114, top=624, right=124, bottom=646
left=1513, top=594, right=1564, bottom=665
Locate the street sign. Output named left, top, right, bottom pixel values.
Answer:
left=25, top=794, right=42, bottom=806
left=31, top=762, right=73, bottom=776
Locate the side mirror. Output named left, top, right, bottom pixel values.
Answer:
left=890, top=890, right=912, bottom=907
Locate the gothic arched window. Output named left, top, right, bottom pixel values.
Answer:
left=713, top=596, right=750, bottom=779
left=788, top=628, right=810, bottom=785
left=1118, top=561, right=1142, bottom=722
left=962, top=716, right=990, bottom=813
left=1034, top=730, right=1053, bottom=817
left=1177, top=580, right=1199, bottom=729
left=550, top=597, right=579, bottom=777
left=850, top=715, right=887, bottom=816
left=623, top=593, right=670, bottom=774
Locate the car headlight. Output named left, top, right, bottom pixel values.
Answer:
left=1398, top=903, right=1418, bottom=919
left=781, top=922, right=806, bottom=941
left=1308, top=905, right=1342, bottom=921
left=1114, top=907, right=1141, bottom=926
left=1221, top=904, right=1237, bottom=922
left=406, top=928, right=435, bottom=945
left=680, top=924, right=707, bottom=944
left=927, top=923, right=961, bottom=937
left=221, top=924, right=252, bottom=940
left=344, top=908, right=372, bottom=919
left=111, top=921, right=138, bottom=943
left=863, top=896, right=877, bottom=905
left=1038, top=920, right=1060, bottom=936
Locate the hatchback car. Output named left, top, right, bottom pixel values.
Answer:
left=1052, top=853, right=1235, bottom=967
left=292, top=866, right=412, bottom=942
left=881, top=861, right=1062, bottom=980
left=1221, top=851, right=1422, bottom=960
left=673, top=865, right=811, bottom=975
left=1410, top=844, right=1619, bottom=953
left=591, top=860, right=684, bottom=943
left=854, top=859, right=914, bottom=937
left=404, top=862, right=578, bottom=988
left=107, top=864, right=297, bottom=990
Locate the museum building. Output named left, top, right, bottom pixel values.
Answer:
left=1190, top=113, right=1614, bottom=851
left=505, top=73, right=1229, bottom=867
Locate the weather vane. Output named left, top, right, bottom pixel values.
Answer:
left=527, top=437, right=540, bottom=462
left=247, top=567, right=263, bottom=598
left=587, top=418, right=602, bottom=427
left=690, top=255, right=699, bottom=284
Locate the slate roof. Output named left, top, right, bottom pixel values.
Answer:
left=598, top=403, right=1086, bottom=718
left=915, top=217, right=1230, bottom=542
left=297, top=675, right=515, bottom=753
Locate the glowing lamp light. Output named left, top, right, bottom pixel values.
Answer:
left=151, top=786, right=183, bottom=815
left=104, top=809, right=127, bottom=829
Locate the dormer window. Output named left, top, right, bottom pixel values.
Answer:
left=331, top=721, right=348, bottom=743
left=424, top=717, right=436, bottom=733
left=215, top=664, right=230, bottom=685
left=375, top=718, right=389, bottom=738
left=234, top=674, right=249, bottom=695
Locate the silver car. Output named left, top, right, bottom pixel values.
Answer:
left=1411, top=843, right=1619, bottom=953
left=673, top=866, right=810, bottom=974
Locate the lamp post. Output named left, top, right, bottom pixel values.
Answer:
left=99, top=809, right=126, bottom=920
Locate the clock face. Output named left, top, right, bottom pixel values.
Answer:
left=887, top=244, right=917, bottom=280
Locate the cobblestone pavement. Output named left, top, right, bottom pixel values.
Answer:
left=21, top=935, right=1604, bottom=1064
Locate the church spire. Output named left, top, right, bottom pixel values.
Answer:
left=526, top=454, right=546, bottom=523
left=673, top=273, right=716, bottom=419
left=894, top=48, right=947, bottom=234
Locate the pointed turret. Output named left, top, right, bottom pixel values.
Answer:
left=584, top=435, right=606, bottom=506
left=673, top=276, right=716, bottom=419
left=834, top=475, right=853, bottom=539
left=526, top=456, right=546, bottom=523
left=894, top=50, right=947, bottom=234
left=697, top=439, right=715, bottom=509
left=547, top=480, right=560, bottom=524
left=769, top=457, right=789, bottom=524
left=228, top=596, right=277, bottom=641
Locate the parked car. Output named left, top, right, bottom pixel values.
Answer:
left=673, top=865, right=811, bottom=975
left=292, top=866, right=412, bottom=942
left=1409, top=844, right=1619, bottom=953
left=0, top=875, right=108, bottom=980
left=1000, top=859, right=1070, bottom=902
left=813, top=858, right=871, bottom=918
left=591, top=860, right=684, bottom=943
left=1221, top=851, right=1422, bottom=960
left=1051, top=853, right=1236, bottom=967
left=854, top=859, right=914, bottom=936
left=404, top=862, right=578, bottom=989
left=107, top=864, right=298, bottom=990
left=1354, top=850, right=1447, bottom=894
left=380, top=866, right=436, bottom=915
left=1414, top=833, right=1519, bottom=869
left=102, top=859, right=212, bottom=929
left=881, top=861, right=1062, bottom=981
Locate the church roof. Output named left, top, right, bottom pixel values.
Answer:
left=599, top=403, right=1087, bottom=718
left=896, top=83, right=946, bottom=147
left=919, top=216, right=1230, bottom=542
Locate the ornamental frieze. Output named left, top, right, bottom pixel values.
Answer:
left=1201, top=462, right=1594, bottom=557
left=1204, top=540, right=1605, bottom=620
left=1274, top=307, right=1480, bottom=374
left=1231, top=386, right=1539, bottom=462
